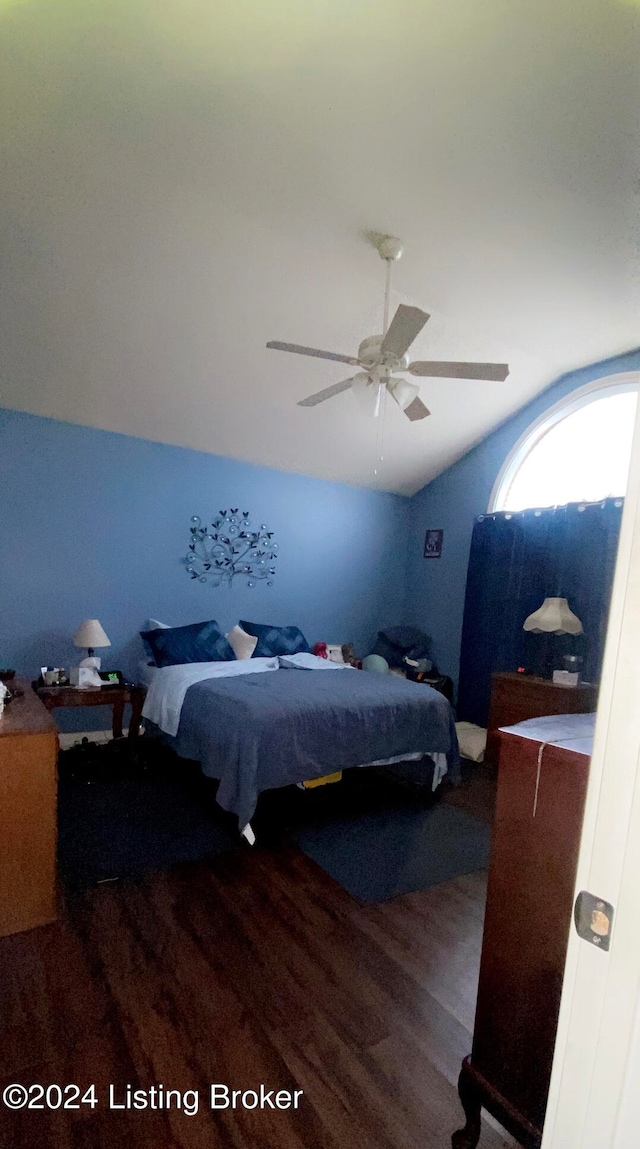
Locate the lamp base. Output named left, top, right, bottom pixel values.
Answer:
left=79, top=655, right=101, bottom=669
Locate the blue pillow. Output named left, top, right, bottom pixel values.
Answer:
left=239, top=620, right=311, bottom=658
left=139, top=620, right=235, bottom=667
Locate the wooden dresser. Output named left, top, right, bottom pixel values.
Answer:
left=486, top=672, right=598, bottom=766
left=452, top=714, right=593, bottom=1148
left=0, top=678, right=58, bottom=937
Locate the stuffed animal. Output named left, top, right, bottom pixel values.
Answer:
left=313, top=641, right=359, bottom=666
left=341, top=643, right=359, bottom=667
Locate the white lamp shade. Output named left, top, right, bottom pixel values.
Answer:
left=73, top=619, right=111, bottom=649
left=352, top=373, right=382, bottom=417
left=523, top=597, right=583, bottom=636
left=388, top=377, right=420, bottom=411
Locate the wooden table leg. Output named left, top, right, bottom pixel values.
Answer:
left=452, top=1058, right=482, bottom=1149
left=112, top=698, right=124, bottom=739
left=127, top=688, right=145, bottom=739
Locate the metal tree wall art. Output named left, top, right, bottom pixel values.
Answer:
left=185, top=511, right=278, bottom=588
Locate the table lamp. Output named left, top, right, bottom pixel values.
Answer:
left=73, top=619, right=111, bottom=669
left=523, top=597, right=583, bottom=683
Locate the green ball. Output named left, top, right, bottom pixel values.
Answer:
left=362, top=654, right=389, bottom=674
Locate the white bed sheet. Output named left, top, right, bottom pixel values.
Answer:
left=142, top=657, right=280, bottom=738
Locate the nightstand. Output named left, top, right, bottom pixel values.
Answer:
left=35, top=682, right=146, bottom=740
left=485, top=671, right=599, bottom=766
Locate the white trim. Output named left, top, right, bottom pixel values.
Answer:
left=489, top=371, right=639, bottom=512
left=540, top=360, right=640, bottom=1147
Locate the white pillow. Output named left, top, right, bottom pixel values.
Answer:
left=147, top=618, right=171, bottom=631
left=455, top=721, right=487, bottom=763
left=226, top=624, right=258, bottom=660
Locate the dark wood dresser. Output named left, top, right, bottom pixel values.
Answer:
left=452, top=714, right=594, bottom=1148
left=0, top=678, right=58, bottom=937
left=485, top=672, right=598, bottom=766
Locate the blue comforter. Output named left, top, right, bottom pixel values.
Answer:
left=172, top=667, right=459, bottom=829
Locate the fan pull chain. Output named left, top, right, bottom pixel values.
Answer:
left=374, top=380, right=388, bottom=479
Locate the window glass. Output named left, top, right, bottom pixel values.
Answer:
left=499, top=390, right=637, bottom=512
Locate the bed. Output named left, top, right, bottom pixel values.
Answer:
left=141, top=654, right=460, bottom=840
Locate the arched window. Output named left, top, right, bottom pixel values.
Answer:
left=490, top=373, right=638, bottom=513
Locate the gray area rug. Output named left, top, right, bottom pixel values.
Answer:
left=293, top=800, right=491, bottom=902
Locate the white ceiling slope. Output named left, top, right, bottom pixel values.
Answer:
left=1, top=1, right=639, bottom=496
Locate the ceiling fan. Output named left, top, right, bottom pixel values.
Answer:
left=267, top=235, right=509, bottom=421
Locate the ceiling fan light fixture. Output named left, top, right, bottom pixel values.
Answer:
left=352, top=372, right=382, bottom=417
left=268, top=237, right=508, bottom=422
left=388, top=377, right=419, bottom=411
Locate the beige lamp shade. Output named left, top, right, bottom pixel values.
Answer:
left=522, top=597, right=583, bottom=636
left=73, top=619, right=111, bottom=649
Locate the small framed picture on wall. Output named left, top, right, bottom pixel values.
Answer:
left=424, top=529, right=444, bottom=558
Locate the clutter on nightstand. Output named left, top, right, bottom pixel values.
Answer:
left=552, top=669, right=580, bottom=687
left=0, top=672, right=17, bottom=715
left=69, top=666, right=102, bottom=687
left=369, top=626, right=432, bottom=670
left=404, top=656, right=433, bottom=675
left=40, top=667, right=68, bottom=686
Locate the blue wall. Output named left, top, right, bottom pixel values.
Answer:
left=0, top=409, right=410, bottom=728
left=405, top=349, right=640, bottom=693
left=3, top=347, right=639, bottom=732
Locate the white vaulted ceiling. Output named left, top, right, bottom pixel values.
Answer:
left=1, top=0, right=639, bottom=495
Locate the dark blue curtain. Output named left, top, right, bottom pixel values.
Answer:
left=457, top=499, right=623, bottom=727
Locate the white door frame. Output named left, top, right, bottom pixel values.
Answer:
left=542, top=369, right=640, bottom=1148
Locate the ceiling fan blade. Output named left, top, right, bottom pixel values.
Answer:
left=267, top=341, right=360, bottom=367
left=407, top=360, right=510, bottom=381
left=380, top=305, right=430, bottom=359
left=403, top=396, right=431, bottom=421
left=297, top=376, right=357, bottom=407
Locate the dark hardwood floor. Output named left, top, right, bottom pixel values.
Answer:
left=0, top=763, right=513, bottom=1148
